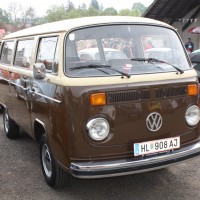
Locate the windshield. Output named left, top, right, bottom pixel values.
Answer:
left=65, top=25, right=190, bottom=77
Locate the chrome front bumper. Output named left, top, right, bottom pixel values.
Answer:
left=70, top=140, right=200, bottom=178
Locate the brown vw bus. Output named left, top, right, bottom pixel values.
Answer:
left=0, top=16, right=200, bottom=188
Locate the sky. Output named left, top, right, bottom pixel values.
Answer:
left=0, top=0, right=154, bottom=16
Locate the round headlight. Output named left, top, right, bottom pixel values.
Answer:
left=86, top=118, right=110, bottom=141
left=185, top=105, right=200, bottom=126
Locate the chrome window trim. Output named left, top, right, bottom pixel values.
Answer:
left=1, top=78, right=61, bottom=103
left=30, top=90, right=62, bottom=104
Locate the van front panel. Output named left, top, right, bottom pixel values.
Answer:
left=60, top=78, right=199, bottom=161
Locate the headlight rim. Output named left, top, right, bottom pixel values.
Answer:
left=185, top=105, right=200, bottom=126
left=86, top=117, right=110, bottom=141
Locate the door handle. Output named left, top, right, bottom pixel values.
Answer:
left=27, top=88, right=35, bottom=96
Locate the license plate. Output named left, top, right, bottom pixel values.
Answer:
left=134, top=136, right=180, bottom=156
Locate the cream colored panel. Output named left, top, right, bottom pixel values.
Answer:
left=59, top=69, right=198, bottom=87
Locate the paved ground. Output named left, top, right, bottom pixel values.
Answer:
left=1, top=113, right=200, bottom=200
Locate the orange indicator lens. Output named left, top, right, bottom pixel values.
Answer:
left=90, top=93, right=106, bottom=106
left=188, top=84, right=198, bottom=96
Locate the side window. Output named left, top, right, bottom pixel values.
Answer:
left=14, top=39, right=34, bottom=68
left=0, top=41, right=14, bottom=65
left=36, top=36, right=58, bottom=73
left=52, top=43, right=59, bottom=74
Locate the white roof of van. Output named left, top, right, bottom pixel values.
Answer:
left=3, top=16, right=173, bottom=39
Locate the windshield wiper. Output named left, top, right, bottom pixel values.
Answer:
left=69, top=64, right=131, bottom=78
left=131, top=58, right=184, bottom=74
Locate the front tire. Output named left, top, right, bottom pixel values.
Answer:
left=3, top=109, right=19, bottom=139
left=40, top=135, right=69, bottom=188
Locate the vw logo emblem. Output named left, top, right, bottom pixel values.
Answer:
left=146, top=112, right=162, bottom=132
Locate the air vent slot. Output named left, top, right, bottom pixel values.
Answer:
left=155, top=86, right=187, bottom=98
left=107, top=90, right=150, bottom=103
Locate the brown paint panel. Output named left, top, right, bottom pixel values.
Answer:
left=63, top=80, right=199, bottom=163
left=0, top=67, right=199, bottom=169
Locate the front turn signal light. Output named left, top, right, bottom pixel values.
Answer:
left=90, top=93, right=106, bottom=106
left=188, top=84, right=198, bottom=96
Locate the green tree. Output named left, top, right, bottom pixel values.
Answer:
left=99, top=3, right=104, bottom=12
left=87, top=6, right=100, bottom=16
left=20, top=7, right=36, bottom=28
left=131, top=9, right=141, bottom=16
left=118, top=8, right=141, bottom=16
left=101, top=7, right=118, bottom=16
left=79, top=3, right=87, bottom=10
left=45, top=5, right=68, bottom=22
left=32, top=17, right=47, bottom=26
left=68, top=9, right=82, bottom=18
left=132, top=3, right=146, bottom=15
left=118, top=9, right=133, bottom=16
left=90, top=0, right=100, bottom=10
left=77, top=6, right=88, bottom=17
left=66, top=0, right=75, bottom=11
left=0, top=8, right=11, bottom=23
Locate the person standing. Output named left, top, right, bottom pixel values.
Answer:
left=185, top=38, right=194, bottom=52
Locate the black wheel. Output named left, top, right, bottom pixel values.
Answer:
left=40, top=134, right=69, bottom=188
left=3, top=109, right=19, bottom=139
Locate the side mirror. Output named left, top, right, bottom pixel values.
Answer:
left=33, top=63, right=46, bottom=79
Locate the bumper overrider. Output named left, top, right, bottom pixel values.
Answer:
left=70, top=140, right=200, bottom=178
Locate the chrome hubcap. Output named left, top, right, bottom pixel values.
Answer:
left=42, top=144, right=52, bottom=178
left=4, top=112, right=9, bottom=133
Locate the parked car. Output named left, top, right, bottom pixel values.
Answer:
left=191, top=49, right=200, bottom=54
left=189, top=50, right=200, bottom=78
left=78, top=47, right=127, bottom=61
left=145, top=47, right=181, bottom=64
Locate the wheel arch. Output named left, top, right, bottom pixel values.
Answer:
left=0, top=102, right=5, bottom=113
left=34, top=118, right=47, bottom=143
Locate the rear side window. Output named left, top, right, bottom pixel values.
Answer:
left=36, top=36, right=58, bottom=73
left=14, top=39, right=34, bottom=68
left=0, top=41, right=14, bottom=65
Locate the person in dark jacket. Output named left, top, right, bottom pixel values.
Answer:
left=185, top=38, right=194, bottom=52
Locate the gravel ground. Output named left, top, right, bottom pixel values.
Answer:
left=1, top=114, right=200, bottom=200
